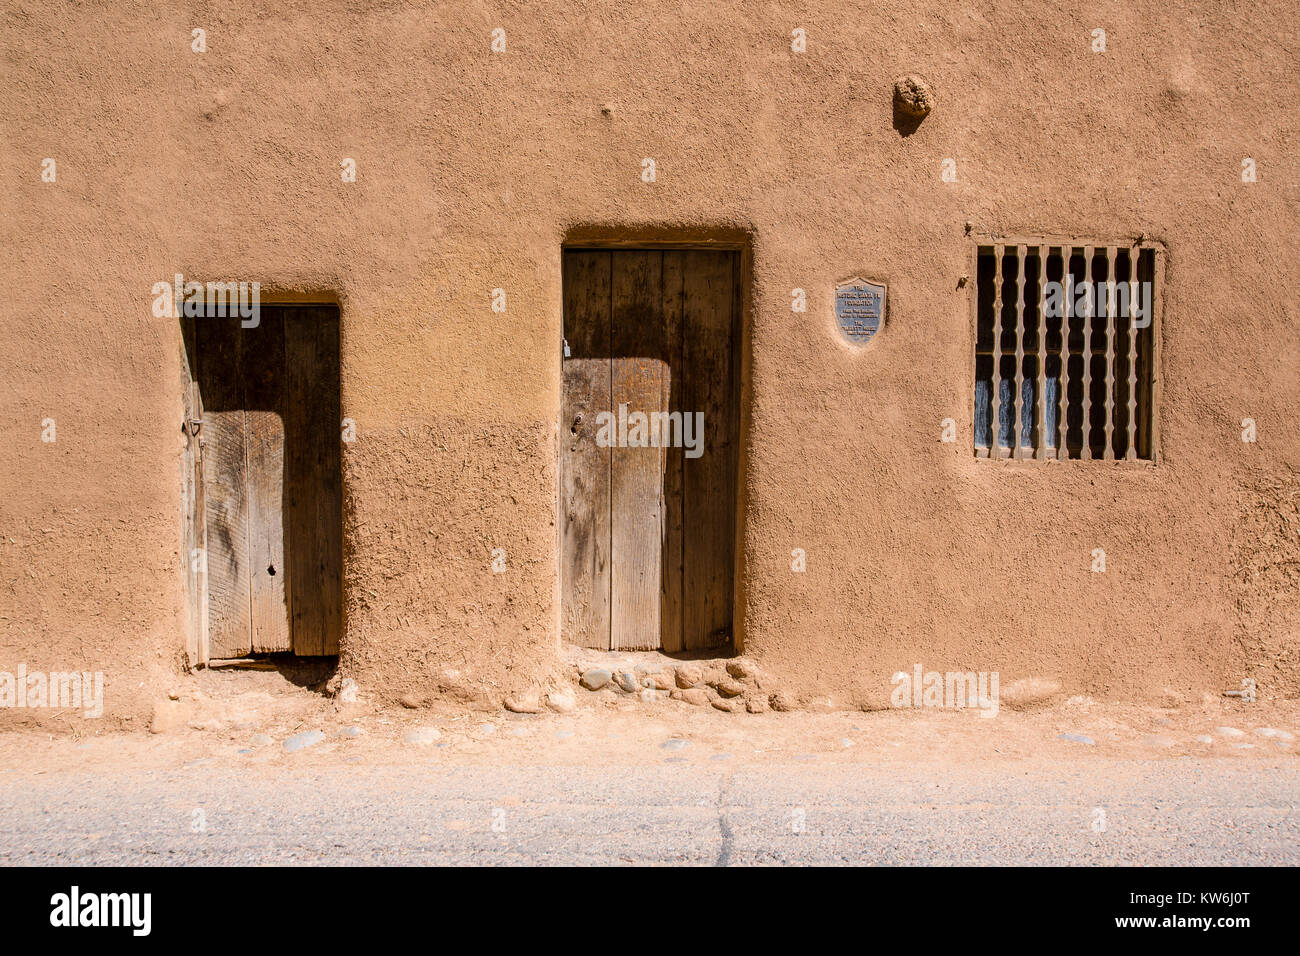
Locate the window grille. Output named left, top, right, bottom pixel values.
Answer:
left=974, top=241, right=1161, bottom=461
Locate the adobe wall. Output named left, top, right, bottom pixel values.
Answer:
left=2, top=1, right=1296, bottom=725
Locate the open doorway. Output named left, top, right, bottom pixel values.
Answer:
left=182, top=304, right=342, bottom=659
left=561, top=248, right=742, bottom=653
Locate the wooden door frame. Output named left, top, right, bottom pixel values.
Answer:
left=179, top=291, right=344, bottom=667
left=556, top=235, right=753, bottom=654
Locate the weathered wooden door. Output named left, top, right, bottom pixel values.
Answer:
left=561, top=249, right=741, bottom=652
left=185, top=305, right=342, bottom=658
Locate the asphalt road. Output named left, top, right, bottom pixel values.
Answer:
left=2, top=759, right=1296, bottom=865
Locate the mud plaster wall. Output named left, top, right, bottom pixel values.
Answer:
left=2, top=1, right=1297, bottom=725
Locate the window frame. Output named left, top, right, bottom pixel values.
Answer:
left=967, top=236, right=1164, bottom=465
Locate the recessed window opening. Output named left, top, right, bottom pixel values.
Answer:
left=974, top=242, right=1161, bottom=461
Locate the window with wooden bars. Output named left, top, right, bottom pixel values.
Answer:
left=973, top=241, right=1161, bottom=461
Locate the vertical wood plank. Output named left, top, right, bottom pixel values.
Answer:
left=728, top=252, right=744, bottom=650
left=682, top=250, right=736, bottom=650
left=193, top=381, right=210, bottom=665
left=180, top=315, right=209, bottom=666
left=1081, top=245, right=1095, bottom=459
left=990, top=245, right=1005, bottom=459
left=1126, top=250, right=1141, bottom=460
left=560, top=251, right=613, bottom=650
left=242, top=309, right=291, bottom=652
left=196, top=317, right=252, bottom=658
left=610, top=250, right=665, bottom=651
left=1147, top=247, right=1162, bottom=463
left=659, top=251, right=685, bottom=653
left=1035, top=245, right=1049, bottom=459
left=973, top=246, right=990, bottom=460
left=180, top=320, right=197, bottom=667
left=1011, top=245, right=1027, bottom=458
left=1056, top=245, right=1072, bottom=460
left=1102, top=246, right=1117, bottom=459
left=285, top=307, right=343, bottom=656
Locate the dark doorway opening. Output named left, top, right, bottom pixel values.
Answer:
left=561, top=248, right=742, bottom=652
left=182, top=305, right=342, bottom=658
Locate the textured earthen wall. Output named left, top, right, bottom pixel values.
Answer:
left=2, top=1, right=1296, bottom=724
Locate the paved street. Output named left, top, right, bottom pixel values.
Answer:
left=3, top=758, right=1297, bottom=865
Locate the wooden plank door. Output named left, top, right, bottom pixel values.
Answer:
left=560, top=252, right=613, bottom=649
left=188, top=306, right=341, bottom=658
left=681, top=250, right=740, bottom=650
left=196, top=317, right=254, bottom=659
left=285, top=307, right=343, bottom=656
left=561, top=249, right=739, bottom=652
left=658, top=252, right=686, bottom=653
left=610, top=250, right=667, bottom=650
left=243, top=313, right=291, bottom=653
left=180, top=331, right=209, bottom=667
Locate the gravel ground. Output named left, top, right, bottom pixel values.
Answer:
left=3, top=756, right=1297, bottom=865
left=3, top=693, right=1296, bottom=865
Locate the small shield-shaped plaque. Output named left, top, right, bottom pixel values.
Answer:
left=835, top=277, right=886, bottom=345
